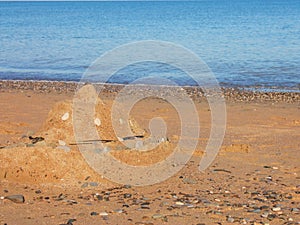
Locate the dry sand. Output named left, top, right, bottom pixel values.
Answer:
left=0, top=83, right=299, bottom=225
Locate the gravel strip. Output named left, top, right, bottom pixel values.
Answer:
left=0, top=80, right=299, bottom=103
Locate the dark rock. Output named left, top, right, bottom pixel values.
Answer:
left=95, top=195, right=103, bottom=201
left=124, top=193, right=132, bottom=198
left=123, top=184, right=132, bottom=189
left=90, top=212, right=99, bottom=216
left=29, top=136, right=44, bottom=144
left=212, top=169, right=232, bottom=173
left=67, top=219, right=77, bottom=225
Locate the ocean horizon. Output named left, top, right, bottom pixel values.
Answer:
left=0, top=0, right=299, bottom=91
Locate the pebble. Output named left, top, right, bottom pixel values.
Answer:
left=251, top=208, right=261, bottom=213
left=67, top=219, right=76, bottom=225
left=113, top=209, right=123, bottom=213
left=121, top=185, right=131, bottom=189
left=94, top=118, right=101, bottom=126
left=227, top=216, right=235, bottom=223
left=90, top=212, right=99, bottom=216
left=99, top=212, right=108, bottom=216
left=29, top=136, right=44, bottom=144
left=141, top=202, right=150, bottom=209
left=58, top=140, right=66, bottom=146
left=175, top=201, right=185, bottom=206
left=152, top=214, right=163, bottom=219
left=81, top=182, right=88, bottom=188
left=61, top=112, right=69, bottom=121
left=89, top=182, right=98, bottom=187
left=272, top=207, right=281, bottom=212
left=124, top=193, right=132, bottom=198
left=291, top=208, right=299, bottom=213
left=5, top=195, right=25, bottom=203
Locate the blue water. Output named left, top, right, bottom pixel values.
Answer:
left=0, top=1, right=299, bottom=91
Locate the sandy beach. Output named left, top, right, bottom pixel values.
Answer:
left=0, top=81, right=299, bottom=225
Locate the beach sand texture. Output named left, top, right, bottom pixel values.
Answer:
left=0, top=82, right=299, bottom=224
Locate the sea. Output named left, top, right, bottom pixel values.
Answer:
left=0, top=1, right=299, bottom=91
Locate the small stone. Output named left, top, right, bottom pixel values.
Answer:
left=124, top=193, right=132, bottom=198
left=67, top=219, right=76, bottom=225
left=113, top=209, right=123, bottom=213
left=58, top=193, right=66, bottom=200
left=123, top=184, right=132, bottom=189
left=152, top=214, right=163, bottom=219
left=94, top=118, right=101, bottom=126
left=175, top=201, right=184, bottom=206
left=263, top=166, right=271, bottom=168
left=29, top=136, right=44, bottom=144
left=227, top=216, right=234, bottom=222
left=89, top=182, right=98, bottom=187
left=5, top=195, right=25, bottom=203
left=266, top=176, right=272, bottom=180
left=141, top=202, right=150, bottom=209
left=62, top=112, right=69, bottom=121
left=99, top=212, right=108, bottom=216
left=272, top=207, right=281, bottom=212
left=95, top=195, right=103, bottom=201
left=90, top=212, right=99, bottom=216
left=81, top=182, right=88, bottom=188
left=291, top=208, right=299, bottom=213
left=58, top=140, right=66, bottom=146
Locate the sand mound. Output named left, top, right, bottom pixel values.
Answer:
left=0, top=94, right=148, bottom=184
left=39, top=98, right=145, bottom=145
left=0, top=146, right=105, bottom=184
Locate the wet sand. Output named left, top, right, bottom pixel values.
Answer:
left=0, top=81, right=299, bottom=225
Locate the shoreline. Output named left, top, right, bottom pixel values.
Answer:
left=0, top=79, right=299, bottom=103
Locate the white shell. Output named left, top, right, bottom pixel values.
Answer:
left=94, top=118, right=101, bottom=126
left=61, top=112, right=69, bottom=121
left=58, top=140, right=66, bottom=146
